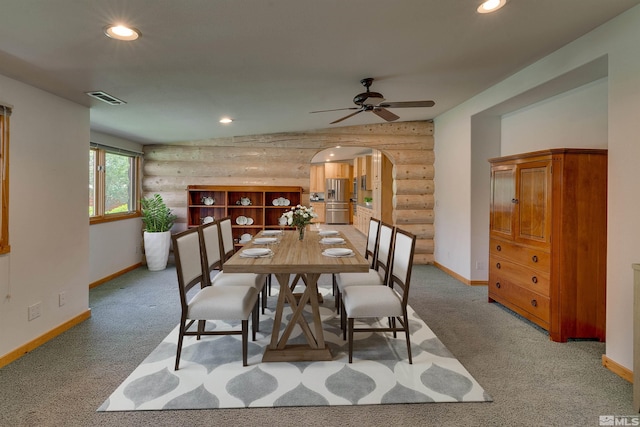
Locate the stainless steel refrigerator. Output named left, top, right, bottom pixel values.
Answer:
left=325, top=178, right=350, bottom=224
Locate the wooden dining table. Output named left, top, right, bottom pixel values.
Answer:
left=223, top=228, right=369, bottom=362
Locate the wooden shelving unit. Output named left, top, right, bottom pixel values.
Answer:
left=187, top=185, right=303, bottom=247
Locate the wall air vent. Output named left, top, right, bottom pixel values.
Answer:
left=85, top=91, right=127, bottom=105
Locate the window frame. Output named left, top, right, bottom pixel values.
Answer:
left=0, top=105, right=10, bottom=254
left=89, top=144, right=141, bottom=225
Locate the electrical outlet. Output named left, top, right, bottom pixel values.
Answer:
left=59, top=292, right=66, bottom=307
left=28, top=302, right=41, bottom=321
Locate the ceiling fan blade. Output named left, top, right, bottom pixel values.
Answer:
left=330, top=108, right=364, bottom=124
left=310, top=107, right=359, bottom=113
left=372, top=107, right=400, bottom=122
left=378, top=100, right=435, bottom=108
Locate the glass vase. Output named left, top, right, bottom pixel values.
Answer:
left=297, top=225, right=305, bottom=240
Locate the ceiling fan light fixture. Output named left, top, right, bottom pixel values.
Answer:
left=477, top=0, right=507, bottom=13
left=104, top=24, right=141, bottom=41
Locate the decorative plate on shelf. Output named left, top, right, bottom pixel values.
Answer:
left=236, top=216, right=247, bottom=225
left=240, top=197, right=251, bottom=206
left=202, top=216, right=214, bottom=224
left=246, top=217, right=254, bottom=225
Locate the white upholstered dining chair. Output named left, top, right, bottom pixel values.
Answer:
left=172, top=226, right=259, bottom=370
left=342, top=227, right=416, bottom=364
left=199, top=221, right=267, bottom=315
left=336, top=221, right=394, bottom=335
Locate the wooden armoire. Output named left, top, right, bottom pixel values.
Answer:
left=488, top=148, right=607, bottom=342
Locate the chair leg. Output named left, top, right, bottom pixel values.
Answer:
left=242, top=319, right=249, bottom=367
left=348, top=318, right=354, bottom=363
left=391, top=317, right=397, bottom=338
left=341, top=301, right=347, bottom=340
left=197, top=320, right=206, bottom=340
left=252, top=301, right=258, bottom=341
left=261, top=281, right=267, bottom=314
left=332, top=273, right=336, bottom=296
left=267, top=274, right=272, bottom=296
left=403, top=311, right=412, bottom=364
left=175, top=323, right=186, bottom=370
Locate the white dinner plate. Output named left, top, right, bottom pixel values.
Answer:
left=262, top=230, right=282, bottom=235
left=241, top=248, right=272, bottom=257
left=246, top=217, right=254, bottom=225
left=272, top=199, right=279, bottom=206
left=320, top=237, right=345, bottom=244
left=202, top=216, right=214, bottom=224
left=253, top=237, right=277, bottom=244
left=240, top=233, right=252, bottom=240
left=319, top=230, right=339, bottom=236
left=323, top=248, right=353, bottom=257
left=236, top=216, right=247, bottom=225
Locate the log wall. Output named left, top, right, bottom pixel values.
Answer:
left=143, top=120, right=435, bottom=264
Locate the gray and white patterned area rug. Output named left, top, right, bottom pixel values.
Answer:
left=98, top=285, right=491, bottom=411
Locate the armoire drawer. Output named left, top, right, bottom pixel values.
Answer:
left=489, top=239, right=550, bottom=273
left=489, top=256, right=550, bottom=297
left=488, top=276, right=551, bottom=324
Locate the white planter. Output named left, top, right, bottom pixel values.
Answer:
left=144, top=231, right=172, bottom=271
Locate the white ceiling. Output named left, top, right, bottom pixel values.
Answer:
left=0, top=1, right=638, bottom=144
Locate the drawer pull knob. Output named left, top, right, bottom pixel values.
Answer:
left=531, top=299, right=538, bottom=307
left=511, top=198, right=519, bottom=204
left=532, top=255, right=538, bottom=262
left=532, top=276, right=538, bottom=284
left=496, top=282, right=501, bottom=289
left=496, top=245, right=502, bottom=251
left=496, top=262, right=501, bottom=269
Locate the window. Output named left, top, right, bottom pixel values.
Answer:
left=0, top=104, right=10, bottom=254
left=89, top=143, right=141, bottom=224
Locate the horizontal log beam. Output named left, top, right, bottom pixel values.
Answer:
left=395, top=223, right=435, bottom=239
left=392, top=164, right=435, bottom=180
left=393, top=179, right=435, bottom=195
left=393, top=194, right=435, bottom=210
left=413, top=253, right=434, bottom=265
left=393, top=210, right=435, bottom=224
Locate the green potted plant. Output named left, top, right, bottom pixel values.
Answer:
left=364, top=197, right=373, bottom=208
left=141, top=194, right=178, bottom=271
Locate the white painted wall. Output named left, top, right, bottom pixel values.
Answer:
left=0, top=74, right=89, bottom=357
left=88, top=131, right=143, bottom=284
left=501, top=78, right=608, bottom=155
left=434, top=5, right=640, bottom=371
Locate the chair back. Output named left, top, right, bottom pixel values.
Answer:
left=388, top=228, right=416, bottom=307
left=172, top=227, right=206, bottom=310
left=218, top=217, right=235, bottom=262
left=199, top=221, right=223, bottom=285
left=365, top=218, right=381, bottom=268
left=374, top=221, right=394, bottom=285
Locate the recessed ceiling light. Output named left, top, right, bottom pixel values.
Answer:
left=477, top=0, right=507, bottom=13
left=329, top=153, right=335, bottom=157
left=219, top=118, right=233, bottom=124
left=103, top=24, right=141, bottom=41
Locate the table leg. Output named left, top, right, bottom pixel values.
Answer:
left=269, top=273, right=291, bottom=349
left=262, top=272, right=332, bottom=362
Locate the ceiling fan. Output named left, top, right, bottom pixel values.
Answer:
left=311, top=77, right=435, bottom=124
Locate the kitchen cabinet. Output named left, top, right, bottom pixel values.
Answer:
left=309, top=202, right=325, bottom=223
left=310, top=165, right=325, bottom=193
left=354, top=205, right=374, bottom=235
left=187, top=185, right=302, bottom=248
left=488, top=149, right=607, bottom=342
left=324, top=162, right=350, bottom=179
left=357, top=155, right=372, bottom=190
